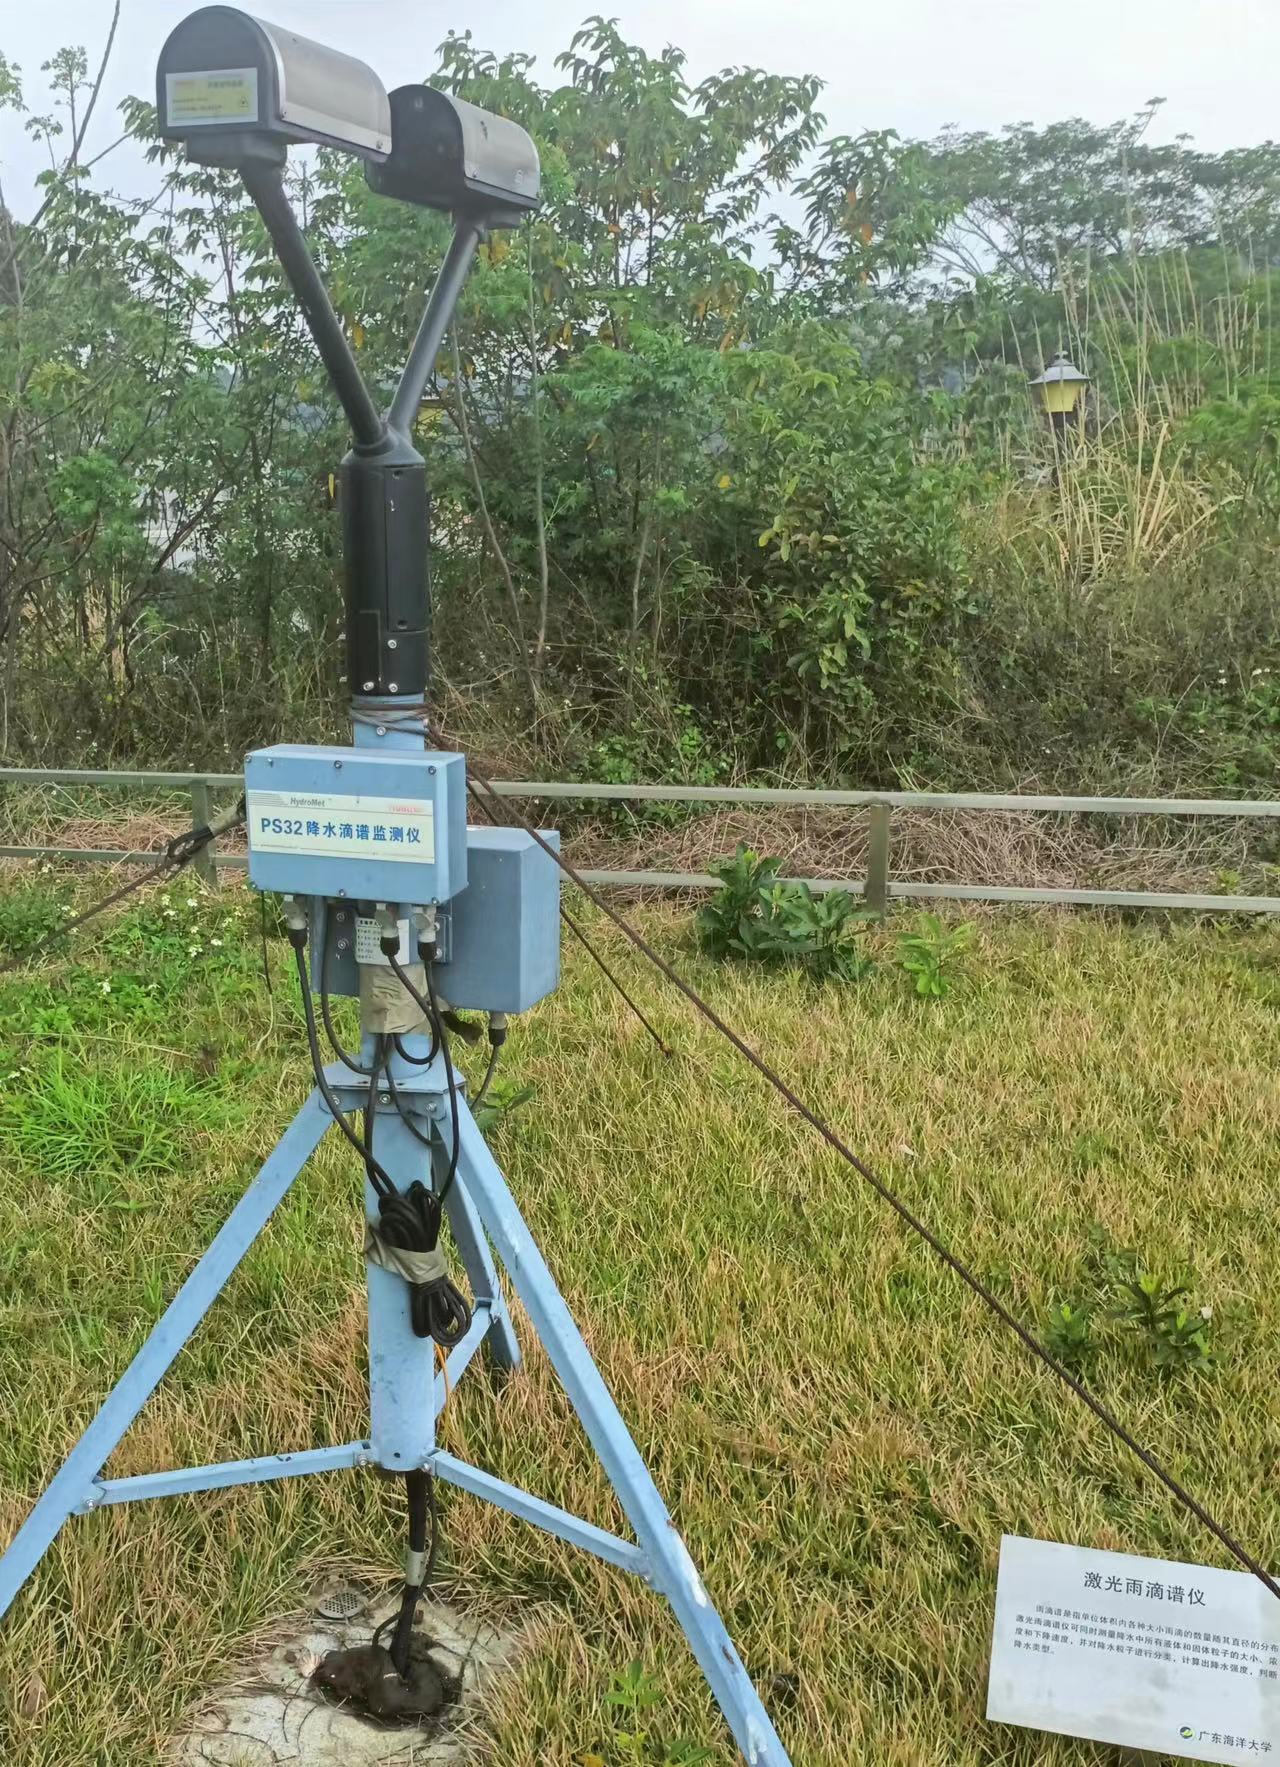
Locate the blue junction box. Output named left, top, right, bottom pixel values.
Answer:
left=439, top=826, right=561, bottom=1015
left=244, top=744, right=468, bottom=904
left=306, top=825, right=561, bottom=1015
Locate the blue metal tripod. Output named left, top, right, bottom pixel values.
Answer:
left=0, top=13, right=795, bottom=1760
left=0, top=898, right=789, bottom=1764
left=0, top=722, right=793, bottom=1767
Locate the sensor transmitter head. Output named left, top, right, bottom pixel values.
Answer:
left=156, top=6, right=391, bottom=167
left=367, top=86, right=540, bottom=225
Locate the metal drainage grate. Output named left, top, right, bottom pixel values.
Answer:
left=315, top=1585, right=365, bottom=1622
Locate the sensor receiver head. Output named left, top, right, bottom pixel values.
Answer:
left=368, top=86, right=540, bottom=224
left=156, top=7, right=391, bottom=166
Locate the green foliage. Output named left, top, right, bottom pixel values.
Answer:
left=894, top=914, right=974, bottom=999
left=698, top=844, right=874, bottom=981
left=705, top=326, right=973, bottom=748
left=1048, top=1233, right=1218, bottom=1379
left=472, top=1077, right=536, bottom=1137
left=6, top=28, right=1280, bottom=793
left=1112, top=1266, right=1216, bottom=1374
left=1043, top=1301, right=1096, bottom=1370
left=0, top=883, right=68, bottom=959
left=585, top=1662, right=713, bottom=1766
left=696, top=846, right=783, bottom=958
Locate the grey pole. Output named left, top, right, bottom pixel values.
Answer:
left=388, top=222, right=483, bottom=436
left=242, top=164, right=386, bottom=451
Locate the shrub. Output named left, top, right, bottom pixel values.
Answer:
left=698, top=844, right=875, bottom=982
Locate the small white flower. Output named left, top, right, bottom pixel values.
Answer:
left=100, top=980, right=111, bottom=995
left=187, top=944, right=203, bottom=957
left=1253, top=668, right=1265, bottom=677
left=1200, top=1305, right=1213, bottom=1321
left=185, top=897, right=198, bottom=908
left=164, top=908, right=177, bottom=919
left=210, top=938, right=223, bottom=948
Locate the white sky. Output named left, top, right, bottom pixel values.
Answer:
left=3, top=0, right=1280, bottom=217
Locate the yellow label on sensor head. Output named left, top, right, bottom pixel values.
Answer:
left=165, top=68, right=259, bottom=128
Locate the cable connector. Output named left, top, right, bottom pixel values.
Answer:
left=472, top=1012, right=507, bottom=1109
left=281, top=896, right=309, bottom=949
left=408, top=906, right=439, bottom=963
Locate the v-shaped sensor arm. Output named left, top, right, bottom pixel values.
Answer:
left=241, top=162, right=478, bottom=702
left=155, top=6, right=541, bottom=709
left=240, top=162, right=482, bottom=453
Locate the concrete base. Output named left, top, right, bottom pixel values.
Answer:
left=167, top=1588, right=522, bottom=1765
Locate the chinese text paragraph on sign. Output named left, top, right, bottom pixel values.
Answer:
left=988, top=1535, right=1280, bottom=1763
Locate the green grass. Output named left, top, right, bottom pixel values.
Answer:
left=1, top=873, right=1280, bottom=1765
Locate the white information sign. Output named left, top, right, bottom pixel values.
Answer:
left=247, top=790, right=435, bottom=864
left=988, top=1535, right=1280, bottom=1763
left=164, top=68, right=259, bottom=128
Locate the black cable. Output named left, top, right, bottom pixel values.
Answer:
left=472, top=1042, right=501, bottom=1110
left=292, top=930, right=469, bottom=1345
left=365, top=1032, right=386, bottom=1141
left=388, top=1471, right=435, bottom=1676
left=322, top=909, right=378, bottom=1074
left=376, top=1471, right=439, bottom=1672
left=384, top=1061, right=435, bottom=1150
left=394, top=1029, right=439, bottom=1066
left=462, top=762, right=1280, bottom=1605
left=423, top=966, right=461, bottom=1205
left=289, top=932, right=396, bottom=1200
left=376, top=1177, right=471, bottom=1346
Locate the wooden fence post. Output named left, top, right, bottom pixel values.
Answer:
left=189, top=778, right=217, bottom=888
left=865, top=803, right=891, bottom=916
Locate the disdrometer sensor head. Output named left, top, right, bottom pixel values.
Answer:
left=368, top=86, right=540, bottom=225
left=156, top=6, right=391, bottom=167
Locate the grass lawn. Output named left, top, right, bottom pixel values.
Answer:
left=0, top=872, right=1279, bottom=1765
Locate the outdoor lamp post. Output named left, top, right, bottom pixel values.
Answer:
left=1029, top=350, right=1090, bottom=438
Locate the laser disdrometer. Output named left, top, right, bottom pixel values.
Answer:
left=0, top=12, right=793, bottom=1760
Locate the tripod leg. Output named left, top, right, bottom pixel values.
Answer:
left=448, top=1099, right=792, bottom=1767
left=444, top=1172, right=520, bottom=1373
left=0, top=1090, right=332, bottom=1624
